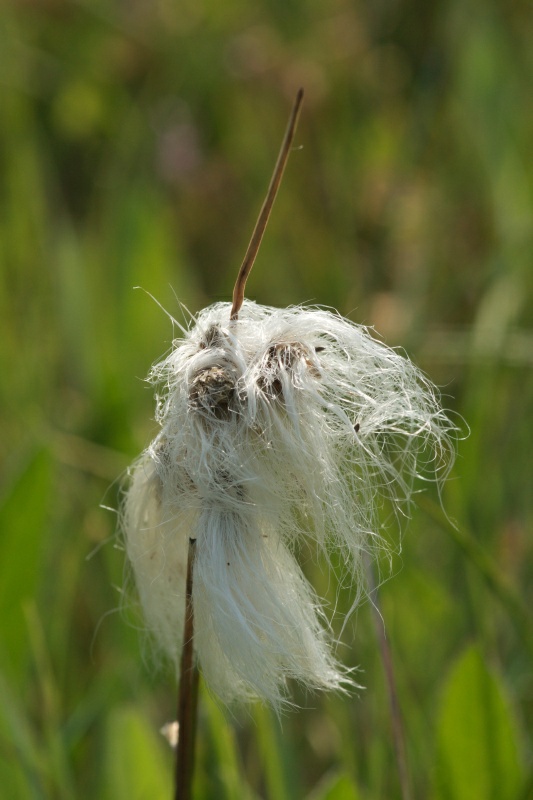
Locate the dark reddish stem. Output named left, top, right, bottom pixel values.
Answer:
left=174, top=538, right=199, bottom=800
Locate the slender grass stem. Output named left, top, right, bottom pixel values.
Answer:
left=174, top=538, right=199, bottom=800
left=230, top=89, right=304, bottom=321
left=365, top=556, right=413, bottom=800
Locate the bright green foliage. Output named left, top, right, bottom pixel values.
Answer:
left=0, top=450, right=53, bottom=681
left=0, top=0, right=531, bottom=797
left=101, top=706, right=173, bottom=800
left=433, top=646, right=525, bottom=800
left=308, top=772, right=361, bottom=800
left=0, top=666, right=44, bottom=799
left=195, top=689, right=253, bottom=800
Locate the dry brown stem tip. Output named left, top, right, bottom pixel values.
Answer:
left=230, top=88, right=304, bottom=321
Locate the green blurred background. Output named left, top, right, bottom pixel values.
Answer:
left=0, top=0, right=532, bottom=798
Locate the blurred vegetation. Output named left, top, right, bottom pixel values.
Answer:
left=0, top=0, right=532, bottom=798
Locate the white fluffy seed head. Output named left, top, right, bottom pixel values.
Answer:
left=122, top=300, right=456, bottom=707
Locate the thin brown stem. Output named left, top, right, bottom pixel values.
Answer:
left=230, top=88, right=304, bottom=321
left=365, top=556, right=414, bottom=800
left=174, top=538, right=199, bottom=800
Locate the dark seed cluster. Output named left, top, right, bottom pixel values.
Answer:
left=188, top=366, right=237, bottom=418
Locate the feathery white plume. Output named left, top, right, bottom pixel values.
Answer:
left=122, top=299, right=456, bottom=707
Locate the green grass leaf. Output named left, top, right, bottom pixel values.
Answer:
left=200, top=688, right=254, bottom=799
left=101, top=705, right=173, bottom=800
left=433, top=645, right=525, bottom=800
left=254, top=703, right=299, bottom=800
left=307, top=771, right=361, bottom=800
left=0, top=449, right=53, bottom=680
left=0, top=666, right=46, bottom=799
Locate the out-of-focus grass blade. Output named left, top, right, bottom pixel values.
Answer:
left=0, top=759, right=36, bottom=800
left=416, top=496, right=533, bottom=657
left=433, top=645, right=525, bottom=800
left=201, top=688, right=255, bottom=799
left=101, top=705, right=173, bottom=800
left=24, top=602, right=76, bottom=798
left=0, top=665, right=46, bottom=799
left=0, top=449, right=53, bottom=680
left=254, top=703, right=298, bottom=800
left=306, top=771, right=361, bottom=800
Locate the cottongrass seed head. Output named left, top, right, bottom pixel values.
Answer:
left=122, top=299, right=456, bottom=708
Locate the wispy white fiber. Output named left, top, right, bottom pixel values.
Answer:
left=123, top=300, right=456, bottom=707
